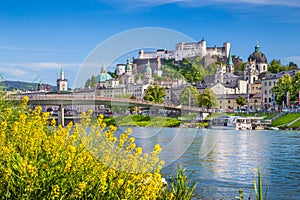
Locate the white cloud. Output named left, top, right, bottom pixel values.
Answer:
left=282, top=56, right=300, bottom=65
left=0, top=66, right=29, bottom=77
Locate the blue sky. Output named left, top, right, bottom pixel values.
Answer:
left=0, top=0, right=300, bottom=87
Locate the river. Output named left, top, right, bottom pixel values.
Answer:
left=117, top=127, right=300, bottom=199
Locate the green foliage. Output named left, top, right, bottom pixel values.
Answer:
left=163, top=58, right=218, bottom=84
left=144, top=84, right=166, bottom=103
left=0, top=97, right=166, bottom=199
left=291, top=71, right=300, bottom=102
left=198, top=88, right=219, bottom=109
left=105, top=115, right=181, bottom=127
left=84, top=75, right=97, bottom=88
left=254, top=166, right=267, bottom=200
left=167, top=166, right=198, bottom=200
left=288, top=61, right=298, bottom=70
left=268, top=59, right=287, bottom=73
left=236, top=96, right=246, bottom=107
left=271, top=74, right=293, bottom=105
left=179, top=85, right=199, bottom=107
left=271, top=113, right=300, bottom=127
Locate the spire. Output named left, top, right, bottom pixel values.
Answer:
left=60, top=67, right=65, bottom=80
left=227, top=50, right=233, bottom=66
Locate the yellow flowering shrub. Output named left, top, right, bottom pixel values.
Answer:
left=0, top=96, right=168, bottom=199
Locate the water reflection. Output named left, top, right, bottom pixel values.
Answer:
left=125, top=127, right=300, bottom=199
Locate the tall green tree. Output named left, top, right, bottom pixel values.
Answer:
left=236, top=96, right=246, bottom=108
left=179, top=85, right=199, bottom=107
left=291, top=71, right=300, bottom=102
left=143, top=84, right=166, bottom=103
left=271, top=74, right=293, bottom=105
left=198, top=88, right=218, bottom=109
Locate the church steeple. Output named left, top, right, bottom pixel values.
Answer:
left=145, top=59, right=152, bottom=78
left=60, top=67, right=65, bottom=80
left=226, top=50, right=234, bottom=73
left=57, top=67, right=68, bottom=92
left=125, top=57, right=131, bottom=72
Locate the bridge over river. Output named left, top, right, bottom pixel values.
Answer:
left=10, top=93, right=209, bottom=126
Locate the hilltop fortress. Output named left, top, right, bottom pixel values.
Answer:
left=137, top=39, right=230, bottom=61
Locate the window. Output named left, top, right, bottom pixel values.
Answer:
left=265, top=82, right=267, bottom=86
left=228, top=100, right=230, bottom=103
left=254, top=99, right=257, bottom=103
left=269, top=98, right=272, bottom=103
left=264, top=90, right=267, bottom=95
left=269, top=82, right=271, bottom=86
left=265, top=98, right=267, bottom=103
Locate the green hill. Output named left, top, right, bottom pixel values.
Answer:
left=1, top=81, right=57, bottom=92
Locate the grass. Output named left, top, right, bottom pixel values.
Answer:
left=271, top=113, right=300, bottom=127
left=103, top=115, right=181, bottom=127
left=287, top=116, right=300, bottom=129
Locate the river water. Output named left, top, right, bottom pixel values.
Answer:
left=118, top=127, right=300, bottom=199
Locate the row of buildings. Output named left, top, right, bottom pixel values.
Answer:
left=54, top=39, right=298, bottom=111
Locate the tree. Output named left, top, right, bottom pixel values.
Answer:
left=271, top=74, right=293, bottom=106
left=179, top=85, right=199, bottom=107
left=268, top=59, right=287, bottom=73
left=291, top=71, right=300, bottom=102
left=236, top=96, right=246, bottom=108
left=85, top=75, right=97, bottom=88
left=128, top=95, right=139, bottom=114
left=143, top=84, right=166, bottom=103
left=198, top=88, right=218, bottom=109
left=288, top=62, right=298, bottom=70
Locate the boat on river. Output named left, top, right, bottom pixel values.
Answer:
left=210, top=116, right=271, bottom=130
left=210, top=116, right=237, bottom=130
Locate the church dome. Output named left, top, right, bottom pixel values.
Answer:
left=248, top=44, right=267, bottom=64
left=96, top=67, right=112, bottom=82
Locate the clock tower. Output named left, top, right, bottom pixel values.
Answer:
left=57, top=67, right=68, bottom=92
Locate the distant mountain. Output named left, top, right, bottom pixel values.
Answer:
left=2, top=81, right=57, bottom=92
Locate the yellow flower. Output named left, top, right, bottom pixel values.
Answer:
left=136, top=147, right=143, bottom=155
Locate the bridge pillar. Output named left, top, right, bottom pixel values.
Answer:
left=58, top=104, right=65, bottom=127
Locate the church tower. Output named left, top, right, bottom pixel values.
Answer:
left=125, top=57, right=132, bottom=75
left=144, top=59, right=154, bottom=84
left=226, top=50, right=234, bottom=73
left=57, top=67, right=68, bottom=92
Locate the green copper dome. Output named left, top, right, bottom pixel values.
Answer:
left=248, top=43, right=267, bottom=63
left=96, top=67, right=112, bottom=82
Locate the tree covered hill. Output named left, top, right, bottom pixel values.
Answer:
left=1, top=81, right=57, bottom=92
